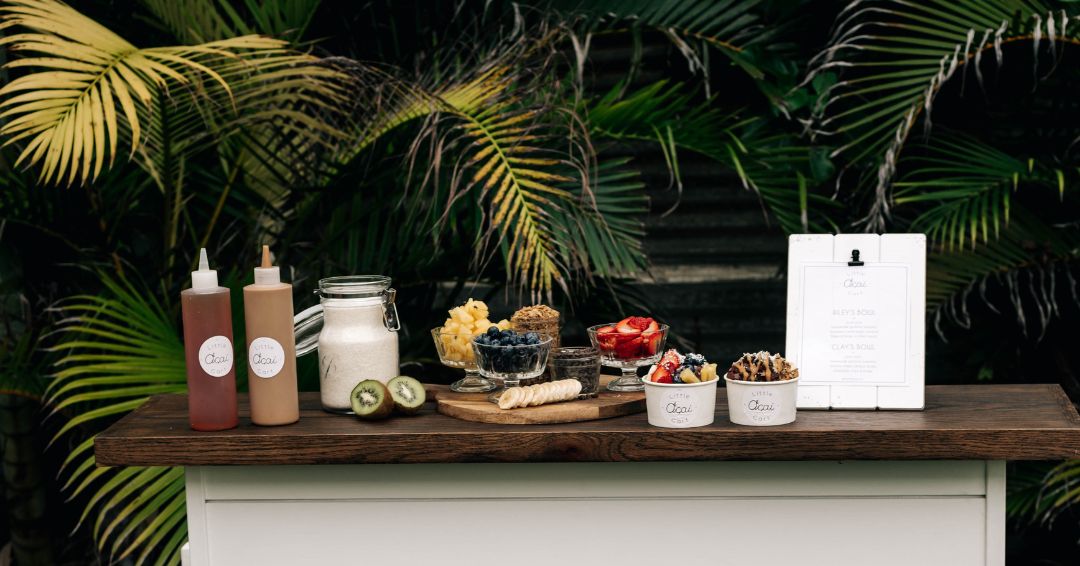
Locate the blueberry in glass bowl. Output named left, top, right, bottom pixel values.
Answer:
left=472, top=328, right=553, bottom=392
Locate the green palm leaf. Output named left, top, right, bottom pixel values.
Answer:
left=804, top=0, right=1072, bottom=228
left=893, top=133, right=1033, bottom=252
left=888, top=132, right=1077, bottom=335
left=590, top=80, right=762, bottom=205
left=549, top=156, right=649, bottom=281
left=925, top=209, right=1078, bottom=339
left=1008, top=460, right=1080, bottom=527
left=0, top=0, right=344, bottom=186
left=328, top=43, right=608, bottom=295
left=439, top=67, right=580, bottom=294
left=548, top=0, right=771, bottom=79
left=140, top=0, right=322, bottom=44
left=47, top=273, right=186, bottom=565
left=589, top=80, right=838, bottom=233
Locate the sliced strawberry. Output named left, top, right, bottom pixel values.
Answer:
left=628, top=316, right=654, bottom=331
left=614, top=336, right=643, bottom=359
left=644, top=319, right=660, bottom=333
left=595, top=326, right=617, bottom=351
left=651, top=365, right=673, bottom=383
left=615, top=317, right=639, bottom=334
left=614, top=331, right=639, bottom=343
left=659, top=349, right=681, bottom=372
left=642, top=331, right=663, bottom=355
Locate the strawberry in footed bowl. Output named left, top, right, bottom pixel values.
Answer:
left=587, top=317, right=669, bottom=364
left=588, top=318, right=670, bottom=392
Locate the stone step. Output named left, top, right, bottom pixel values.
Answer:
left=644, top=206, right=775, bottom=230
left=644, top=234, right=787, bottom=264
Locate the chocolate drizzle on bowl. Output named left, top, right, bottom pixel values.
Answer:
left=725, top=352, right=799, bottom=383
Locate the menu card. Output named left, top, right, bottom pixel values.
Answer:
left=797, top=264, right=909, bottom=386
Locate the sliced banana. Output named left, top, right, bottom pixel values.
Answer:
left=498, top=387, right=521, bottom=410
left=497, top=380, right=589, bottom=410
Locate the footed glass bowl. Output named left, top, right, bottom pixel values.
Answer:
left=472, top=334, right=553, bottom=402
left=587, top=323, right=669, bottom=392
left=431, top=328, right=496, bottom=393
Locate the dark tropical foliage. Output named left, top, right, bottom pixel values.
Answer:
left=2, top=0, right=1080, bottom=564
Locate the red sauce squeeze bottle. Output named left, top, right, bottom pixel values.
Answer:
left=181, top=248, right=239, bottom=431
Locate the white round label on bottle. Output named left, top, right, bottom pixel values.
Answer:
left=198, top=335, right=234, bottom=377
left=249, top=337, right=286, bottom=378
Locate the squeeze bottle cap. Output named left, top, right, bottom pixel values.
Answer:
left=191, top=248, right=219, bottom=289
left=253, top=245, right=281, bottom=285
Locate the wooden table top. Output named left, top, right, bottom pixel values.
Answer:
left=94, top=384, right=1080, bottom=466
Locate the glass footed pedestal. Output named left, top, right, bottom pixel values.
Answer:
left=450, top=367, right=497, bottom=393
left=605, top=359, right=652, bottom=392
left=486, top=379, right=514, bottom=404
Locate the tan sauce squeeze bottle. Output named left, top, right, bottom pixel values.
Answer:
left=243, top=245, right=300, bottom=425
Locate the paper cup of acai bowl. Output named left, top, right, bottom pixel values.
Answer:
left=723, top=351, right=799, bottom=426
left=641, top=351, right=719, bottom=428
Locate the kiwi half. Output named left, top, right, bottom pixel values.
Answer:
left=350, top=380, right=394, bottom=420
left=387, top=376, right=426, bottom=414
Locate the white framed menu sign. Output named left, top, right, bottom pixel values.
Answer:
left=785, top=234, right=925, bottom=410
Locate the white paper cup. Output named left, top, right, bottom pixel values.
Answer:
left=724, top=377, right=798, bottom=426
left=642, top=378, right=718, bottom=428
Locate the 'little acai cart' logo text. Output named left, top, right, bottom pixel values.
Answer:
left=743, top=389, right=782, bottom=424
left=662, top=391, right=695, bottom=424
left=248, top=337, right=286, bottom=378
left=198, top=335, right=233, bottom=377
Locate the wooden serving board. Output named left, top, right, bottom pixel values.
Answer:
left=435, top=376, right=645, bottom=425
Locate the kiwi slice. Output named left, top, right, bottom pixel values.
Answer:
left=350, top=380, right=394, bottom=420
left=387, top=376, right=426, bottom=414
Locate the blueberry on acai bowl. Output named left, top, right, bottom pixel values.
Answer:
left=472, top=328, right=553, bottom=385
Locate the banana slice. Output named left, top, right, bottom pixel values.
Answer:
left=540, top=384, right=554, bottom=405
left=558, top=380, right=574, bottom=400
left=531, top=384, right=548, bottom=406
left=496, top=380, right=588, bottom=410
left=498, top=387, right=522, bottom=410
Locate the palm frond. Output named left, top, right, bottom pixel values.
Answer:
left=46, top=273, right=186, bottom=565
left=321, top=26, right=613, bottom=297
left=437, top=66, right=583, bottom=295
left=590, top=81, right=758, bottom=196
left=893, top=133, right=1038, bottom=252
left=1006, top=461, right=1059, bottom=523
left=549, top=156, right=649, bottom=281
left=803, top=0, right=1075, bottom=229
left=0, top=0, right=344, bottom=186
left=140, top=0, right=322, bottom=44
left=548, top=0, right=771, bottom=79
left=886, top=131, right=1080, bottom=337
left=926, top=208, right=1080, bottom=339
left=589, top=80, right=838, bottom=233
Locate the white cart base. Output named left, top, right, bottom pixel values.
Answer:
left=181, top=460, right=1004, bottom=566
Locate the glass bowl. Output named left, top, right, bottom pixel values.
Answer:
left=472, top=334, right=554, bottom=388
left=431, top=327, right=496, bottom=393
left=587, top=323, right=669, bottom=391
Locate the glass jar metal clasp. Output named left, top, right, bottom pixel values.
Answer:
left=382, top=288, right=400, bottom=332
